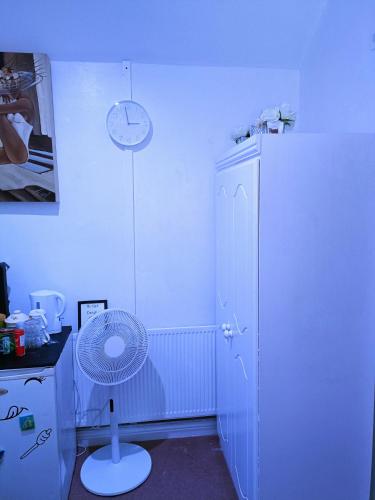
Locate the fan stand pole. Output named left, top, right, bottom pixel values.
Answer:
left=109, top=385, right=120, bottom=464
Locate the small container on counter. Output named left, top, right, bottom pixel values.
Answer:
left=13, top=328, right=25, bottom=357
left=0, top=328, right=15, bottom=355
left=24, top=319, right=45, bottom=349
left=5, top=310, right=29, bottom=329
left=0, top=313, right=6, bottom=327
left=2, top=334, right=12, bottom=355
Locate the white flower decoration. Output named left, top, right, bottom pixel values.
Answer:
left=231, top=125, right=249, bottom=140
left=260, top=107, right=281, bottom=123
left=279, top=103, right=296, bottom=122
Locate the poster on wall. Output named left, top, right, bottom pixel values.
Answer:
left=0, top=52, right=58, bottom=202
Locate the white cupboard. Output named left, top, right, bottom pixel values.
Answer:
left=215, top=134, right=375, bottom=500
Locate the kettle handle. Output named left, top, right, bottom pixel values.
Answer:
left=54, top=292, right=66, bottom=318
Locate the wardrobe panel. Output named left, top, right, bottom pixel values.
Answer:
left=259, top=134, right=375, bottom=500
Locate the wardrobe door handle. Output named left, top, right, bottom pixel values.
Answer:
left=224, top=329, right=233, bottom=339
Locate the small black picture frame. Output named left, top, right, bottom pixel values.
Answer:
left=78, top=300, right=108, bottom=330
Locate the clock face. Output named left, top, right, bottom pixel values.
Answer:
left=106, top=100, right=151, bottom=149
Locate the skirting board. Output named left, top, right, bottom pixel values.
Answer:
left=77, top=417, right=217, bottom=447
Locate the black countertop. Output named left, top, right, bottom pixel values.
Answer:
left=0, top=326, right=72, bottom=370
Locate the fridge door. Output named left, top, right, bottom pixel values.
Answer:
left=0, top=369, right=60, bottom=500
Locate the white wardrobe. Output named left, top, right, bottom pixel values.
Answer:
left=215, top=134, right=375, bottom=500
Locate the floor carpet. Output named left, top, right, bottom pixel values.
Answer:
left=69, top=435, right=237, bottom=499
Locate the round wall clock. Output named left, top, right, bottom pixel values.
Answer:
left=106, top=100, right=152, bottom=150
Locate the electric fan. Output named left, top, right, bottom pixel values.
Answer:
left=76, top=308, right=152, bottom=496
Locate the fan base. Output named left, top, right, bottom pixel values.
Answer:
left=80, top=443, right=152, bottom=496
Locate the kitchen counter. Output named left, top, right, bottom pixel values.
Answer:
left=0, top=326, right=72, bottom=370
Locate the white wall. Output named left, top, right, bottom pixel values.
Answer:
left=299, top=0, right=375, bottom=132
left=131, top=63, right=299, bottom=328
left=0, top=62, right=136, bottom=331
left=0, top=62, right=299, bottom=330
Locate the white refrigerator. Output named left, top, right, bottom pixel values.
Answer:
left=0, top=333, right=76, bottom=500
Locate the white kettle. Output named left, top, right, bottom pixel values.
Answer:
left=29, top=290, right=66, bottom=334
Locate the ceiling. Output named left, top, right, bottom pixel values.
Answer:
left=1, top=0, right=328, bottom=68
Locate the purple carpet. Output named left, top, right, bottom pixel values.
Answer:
left=69, top=435, right=237, bottom=499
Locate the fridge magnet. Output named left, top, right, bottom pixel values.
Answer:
left=0, top=52, right=59, bottom=202
left=78, top=300, right=108, bottom=329
left=24, top=376, right=46, bottom=385
left=0, top=405, right=29, bottom=421
left=19, top=414, right=35, bottom=431
left=20, top=428, right=52, bottom=459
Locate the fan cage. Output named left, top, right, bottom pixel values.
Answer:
left=76, top=309, right=149, bottom=386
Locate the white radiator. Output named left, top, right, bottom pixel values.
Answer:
left=74, top=326, right=216, bottom=427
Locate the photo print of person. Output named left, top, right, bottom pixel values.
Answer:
left=0, top=52, right=58, bottom=201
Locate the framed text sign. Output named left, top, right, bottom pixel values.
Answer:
left=78, top=300, right=108, bottom=330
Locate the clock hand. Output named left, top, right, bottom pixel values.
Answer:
left=124, top=106, right=129, bottom=125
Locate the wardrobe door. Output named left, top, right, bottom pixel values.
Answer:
left=230, top=158, right=259, bottom=500
left=216, top=168, right=234, bottom=468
